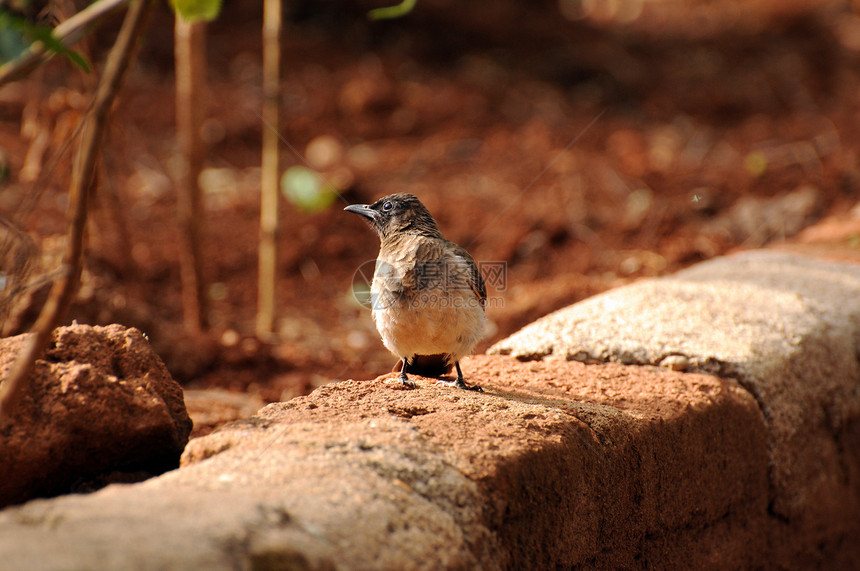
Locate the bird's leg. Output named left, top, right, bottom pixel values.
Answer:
left=455, top=362, right=483, bottom=392
left=399, top=357, right=416, bottom=388
left=436, top=362, right=483, bottom=392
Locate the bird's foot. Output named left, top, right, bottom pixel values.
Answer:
left=399, top=372, right=417, bottom=389
left=435, top=378, right=483, bottom=392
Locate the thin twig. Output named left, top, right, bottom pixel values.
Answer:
left=257, top=0, right=281, bottom=339
left=174, top=18, right=208, bottom=333
left=0, top=0, right=129, bottom=87
left=0, top=0, right=153, bottom=422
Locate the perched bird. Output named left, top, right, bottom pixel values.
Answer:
left=345, top=193, right=486, bottom=391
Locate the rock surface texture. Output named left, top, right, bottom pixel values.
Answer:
left=0, top=324, right=193, bottom=507
left=490, top=250, right=860, bottom=567
left=0, top=250, right=857, bottom=569
left=0, top=362, right=768, bottom=569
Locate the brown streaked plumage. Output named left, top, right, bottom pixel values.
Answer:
left=345, top=193, right=486, bottom=391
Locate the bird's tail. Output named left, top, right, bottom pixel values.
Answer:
left=393, top=354, right=453, bottom=377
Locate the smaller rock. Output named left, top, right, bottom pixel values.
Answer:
left=183, top=388, right=265, bottom=438
left=659, top=354, right=689, bottom=371
left=0, top=323, right=192, bottom=507
left=707, top=185, right=822, bottom=246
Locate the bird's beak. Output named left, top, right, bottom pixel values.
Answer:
left=344, top=204, right=378, bottom=221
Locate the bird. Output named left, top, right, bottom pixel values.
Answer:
left=345, top=193, right=486, bottom=391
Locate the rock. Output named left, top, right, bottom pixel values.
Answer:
left=0, top=251, right=857, bottom=568
left=0, top=359, right=772, bottom=568
left=706, top=185, right=822, bottom=246
left=0, top=323, right=192, bottom=507
left=489, top=250, right=860, bottom=565
left=182, top=388, right=265, bottom=438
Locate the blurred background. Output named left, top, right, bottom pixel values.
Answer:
left=1, top=0, right=859, bottom=411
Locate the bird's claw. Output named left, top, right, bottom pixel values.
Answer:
left=435, top=379, right=483, bottom=392
left=399, top=374, right=417, bottom=389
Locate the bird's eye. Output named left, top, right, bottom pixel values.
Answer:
left=382, top=201, right=393, bottom=211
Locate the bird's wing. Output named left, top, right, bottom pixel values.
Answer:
left=407, top=238, right=446, bottom=291
left=406, top=238, right=486, bottom=307
left=447, top=242, right=487, bottom=307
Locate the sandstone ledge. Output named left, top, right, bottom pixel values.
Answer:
left=489, top=250, right=860, bottom=567
left=1, top=249, right=858, bottom=568
left=0, top=355, right=810, bottom=569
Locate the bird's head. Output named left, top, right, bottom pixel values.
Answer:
left=344, top=193, right=442, bottom=241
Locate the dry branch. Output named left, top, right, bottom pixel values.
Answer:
left=0, top=0, right=129, bottom=87
left=174, top=18, right=208, bottom=333
left=257, top=0, right=282, bottom=339
left=0, top=0, right=153, bottom=421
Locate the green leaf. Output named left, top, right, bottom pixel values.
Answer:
left=280, top=166, right=337, bottom=214
left=25, top=21, right=90, bottom=71
left=0, top=12, right=30, bottom=64
left=368, top=0, right=417, bottom=21
left=0, top=9, right=90, bottom=71
left=171, top=0, right=223, bottom=22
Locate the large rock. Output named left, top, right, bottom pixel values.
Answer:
left=0, top=323, right=193, bottom=507
left=0, top=360, right=771, bottom=569
left=490, top=250, right=860, bottom=565
left=0, top=250, right=856, bottom=568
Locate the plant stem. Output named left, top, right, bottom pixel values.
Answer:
left=0, top=0, right=129, bottom=86
left=257, top=0, right=281, bottom=340
left=174, top=18, right=208, bottom=333
left=0, top=0, right=153, bottom=422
